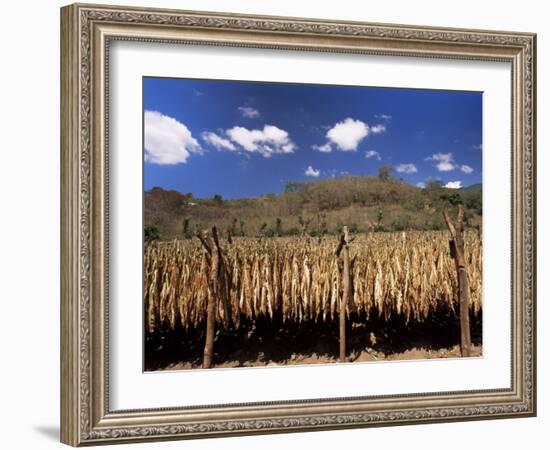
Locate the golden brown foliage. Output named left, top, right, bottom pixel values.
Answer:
left=144, top=231, right=482, bottom=332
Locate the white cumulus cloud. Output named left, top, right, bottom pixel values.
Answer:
left=238, top=106, right=260, bottom=118
left=325, top=118, right=369, bottom=151
left=426, top=152, right=456, bottom=172
left=444, top=181, right=462, bottom=189
left=201, top=131, right=236, bottom=151
left=365, top=150, right=381, bottom=160
left=396, top=163, right=418, bottom=174
left=416, top=182, right=426, bottom=189
left=226, top=125, right=295, bottom=157
left=144, top=111, right=201, bottom=164
left=314, top=118, right=388, bottom=153
left=305, top=165, right=320, bottom=177
left=370, top=124, right=386, bottom=134
left=460, top=164, right=474, bottom=174
left=313, top=143, right=333, bottom=153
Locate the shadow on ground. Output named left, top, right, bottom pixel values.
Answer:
left=33, top=425, right=59, bottom=441
left=145, top=309, right=482, bottom=371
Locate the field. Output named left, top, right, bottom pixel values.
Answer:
left=144, top=230, right=482, bottom=370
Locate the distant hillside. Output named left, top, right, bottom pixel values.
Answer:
left=145, top=176, right=482, bottom=240
left=459, top=183, right=482, bottom=194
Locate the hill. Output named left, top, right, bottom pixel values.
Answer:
left=144, top=176, right=482, bottom=240
left=459, top=183, right=482, bottom=194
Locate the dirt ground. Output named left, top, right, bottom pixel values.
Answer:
left=145, top=311, right=482, bottom=371
left=158, top=343, right=482, bottom=371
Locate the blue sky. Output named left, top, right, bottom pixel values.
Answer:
left=143, top=77, right=482, bottom=199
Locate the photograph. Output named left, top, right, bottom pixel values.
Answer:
left=57, top=2, right=537, bottom=445
left=143, top=77, right=483, bottom=371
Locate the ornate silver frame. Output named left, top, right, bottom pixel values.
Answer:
left=60, top=3, right=536, bottom=446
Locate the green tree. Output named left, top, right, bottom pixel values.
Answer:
left=144, top=224, right=160, bottom=242
left=392, top=214, right=411, bottom=231
left=181, top=218, right=191, bottom=239
left=440, top=191, right=463, bottom=206
left=425, top=179, right=444, bottom=191
left=317, top=212, right=327, bottom=237
left=286, top=227, right=300, bottom=236
left=377, top=165, right=394, bottom=182
left=298, top=215, right=312, bottom=236
left=275, top=217, right=283, bottom=237
left=230, top=218, right=238, bottom=236
left=463, top=191, right=482, bottom=215
left=284, top=182, right=304, bottom=193
left=374, top=208, right=385, bottom=231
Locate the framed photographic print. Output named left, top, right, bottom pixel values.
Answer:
left=60, top=3, right=537, bottom=446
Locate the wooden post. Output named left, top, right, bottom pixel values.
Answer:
left=335, top=226, right=351, bottom=362
left=443, top=206, right=472, bottom=357
left=212, top=226, right=232, bottom=329
left=197, top=226, right=228, bottom=369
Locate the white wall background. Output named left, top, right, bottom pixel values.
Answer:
left=0, top=0, right=546, bottom=449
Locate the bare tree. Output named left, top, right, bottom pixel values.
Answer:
left=443, top=205, right=472, bottom=357
left=335, top=226, right=354, bottom=362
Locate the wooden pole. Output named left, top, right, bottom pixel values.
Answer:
left=335, top=226, right=351, bottom=362
left=197, top=227, right=226, bottom=369
left=443, top=206, right=472, bottom=357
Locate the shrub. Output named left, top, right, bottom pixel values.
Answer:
left=286, top=227, right=301, bottom=236
left=144, top=224, right=160, bottom=242
left=391, top=215, right=411, bottom=231
left=348, top=223, right=359, bottom=234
